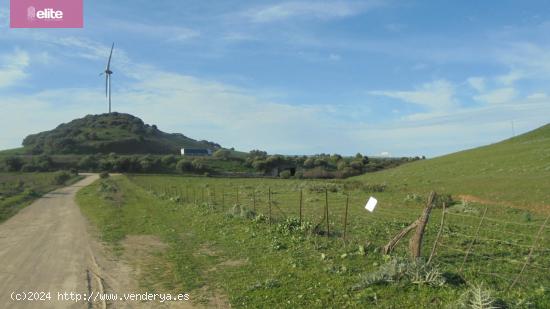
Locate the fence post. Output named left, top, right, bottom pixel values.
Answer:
left=325, top=188, right=330, bottom=238
left=509, top=214, right=550, bottom=290
left=343, top=193, right=349, bottom=242
left=253, top=189, right=256, bottom=212
left=268, top=187, right=272, bottom=226
left=409, top=192, right=437, bottom=259
left=427, top=203, right=446, bottom=265
left=459, top=207, right=488, bottom=273
left=299, top=189, right=303, bottom=225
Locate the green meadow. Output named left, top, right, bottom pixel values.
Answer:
left=0, top=171, right=82, bottom=222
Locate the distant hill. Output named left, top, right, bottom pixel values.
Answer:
left=354, top=124, right=550, bottom=212
left=20, top=113, right=222, bottom=155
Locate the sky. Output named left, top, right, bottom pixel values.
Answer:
left=1, top=0, right=550, bottom=157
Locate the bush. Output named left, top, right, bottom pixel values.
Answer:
left=78, top=155, right=98, bottom=170
left=213, top=149, right=231, bottom=160
left=176, top=159, right=193, bottom=173
left=279, top=170, right=291, bottom=179
left=99, top=172, right=110, bottom=179
left=191, top=159, right=205, bottom=171
left=4, top=156, right=23, bottom=172
left=353, top=258, right=445, bottom=289
left=434, top=193, right=454, bottom=207
left=52, top=171, right=72, bottom=185
left=456, top=283, right=499, bottom=309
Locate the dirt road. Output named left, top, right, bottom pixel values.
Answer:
left=0, top=174, right=99, bottom=309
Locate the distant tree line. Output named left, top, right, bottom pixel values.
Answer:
left=0, top=150, right=423, bottom=179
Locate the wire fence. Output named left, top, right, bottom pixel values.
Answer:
left=129, top=176, right=550, bottom=291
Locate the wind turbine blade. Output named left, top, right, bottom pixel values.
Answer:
left=106, top=42, right=114, bottom=71
left=105, top=75, right=108, bottom=98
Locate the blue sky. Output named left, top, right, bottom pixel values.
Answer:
left=1, top=0, right=550, bottom=157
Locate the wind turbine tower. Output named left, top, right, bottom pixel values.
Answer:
left=101, top=43, right=114, bottom=113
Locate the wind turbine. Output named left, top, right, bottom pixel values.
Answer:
left=101, top=43, right=114, bottom=113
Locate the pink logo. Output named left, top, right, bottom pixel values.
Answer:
left=10, top=0, right=83, bottom=28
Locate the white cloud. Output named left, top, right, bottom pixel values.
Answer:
left=369, top=79, right=456, bottom=111
left=0, top=50, right=30, bottom=88
left=348, top=97, right=550, bottom=156
left=244, top=1, right=381, bottom=23
left=466, top=77, right=485, bottom=92
left=527, top=92, right=547, bottom=100
left=106, top=20, right=200, bottom=42
left=496, top=70, right=523, bottom=85
left=474, top=87, right=516, bottom=105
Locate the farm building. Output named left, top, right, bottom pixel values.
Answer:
left=180, top=148, right=213, bottom=156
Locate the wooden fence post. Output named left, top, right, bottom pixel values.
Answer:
left=427, top=203, right=446, bottom=265
left=299, top=189, right=303, bottom=225
left=409, top=192, right=437, bottom=259
left=325, top=188, right=330, bottom=238
left=268, top=187, right=272, bottom=226
left=509, top=214, right=550, bottom=289
left=383, top=192, right=436, bottom=256
left=253, top=189, right=256, bottom=212
left=343, top=193, right=349, bottom=242
left=459, top=207, right=488, bottom=273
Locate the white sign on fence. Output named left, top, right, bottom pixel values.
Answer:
left=365, top=197, right=377, bottom=212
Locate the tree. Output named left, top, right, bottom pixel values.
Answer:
left=248, top=149, right=267, bottom=158
left=4, top=156, right=23, bottom=172
left=176, top=159, right=193, bottom=172
left=303, top=157, right=315, bottom=168
left=191, top=159, right=204, bottom=171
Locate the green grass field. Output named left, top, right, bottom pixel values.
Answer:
left=75, top=124, right=550, bottom=308
left=354, top=124, right=550, bottom=213
left=77, top=173, right=550, bottom=308
left=0, top=172, right=82, bottom=222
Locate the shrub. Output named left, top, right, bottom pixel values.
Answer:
left=52, top=171, right=72, bottom=185
left=279, top=170, right=291, bottom=179
left=353, top=258, right=445, bottom=289
left=213, top=149, right=231, bottom=160
left=161, top=155, right=177, bottom=167
left=78, top=155, right=98, bottom=170
left=191, top=159, right=205, bottom=171
left=4, top=156, right=23, bottom=172
left=275, top=217, right=312, bottom=235
left=99, top=172, right=110, bottom=179
left=21, top=164, right=38, bottom=172
left=176, top=159, right=193, bottom=173
left=456, top=283, right=500, bottom=309
left=434, top=193, right=454, bottom=207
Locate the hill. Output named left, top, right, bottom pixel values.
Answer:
left=19, top=113, right=221, bottom=155
left=354, top=124, right=550, bottom=212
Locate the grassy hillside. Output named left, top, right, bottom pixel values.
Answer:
left=354, top=124, right=550, bottom=212
left=18, top=113, right=221, bottom=155
left=0, top=172, right=82, bottom=222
